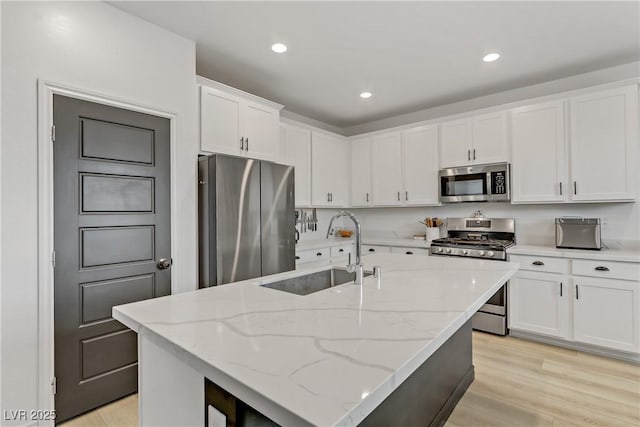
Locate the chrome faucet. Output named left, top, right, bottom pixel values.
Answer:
left=326, top=211, right=364, bottom=285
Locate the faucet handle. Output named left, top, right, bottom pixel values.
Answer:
left=373, top=266, right=381, bottom=279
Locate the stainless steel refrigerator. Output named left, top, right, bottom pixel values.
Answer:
left=198, top=154, right=295, bottom=287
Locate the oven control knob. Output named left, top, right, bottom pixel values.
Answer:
left=487, top=251, right=495, bottom=257
left=461, top=249, right=469, bottom=255
left=436, top=247, right=443, bottom=253
left=478, top=250, right=485, bottom=256
left=445, top=248, right=452, bottom=254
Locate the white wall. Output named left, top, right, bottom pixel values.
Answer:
left=1, top=2, right=198, bottom=424
left=352, top=202, right=640, bottom=246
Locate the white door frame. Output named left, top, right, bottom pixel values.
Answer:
left=37, top=80, right=179, bottom=423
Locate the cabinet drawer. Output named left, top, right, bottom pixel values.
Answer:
left=331, top=244, right=354, bottom=259
left=296, top=248, right=330, bottom=265
left=362, top=245, right=392, bottom=255
left=390, top=247, right=429, bottom=256
left=509, top=255, right=570, bottom=274
left=572, top=259, right=640, bottom=281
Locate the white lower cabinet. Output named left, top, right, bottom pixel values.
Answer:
left=573, top=277, right=639, bottom=353
left=509, top=253, right=640, bottom=355
left=509, top=271, right=571, bottom=339
left=296, top=243, right=356, bottom=267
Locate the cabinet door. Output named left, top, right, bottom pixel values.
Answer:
left=440, top=119, right=471, bottom=168
left=311, top=132, right=349, bottom=207
left=403, top=125, right=439, bottom=205
left=511, top=100, right=567, bottom=203
left=243, top=101, right=279, bottom=161
left=472, top=111, right=508, bottom=164
left=329, top=138, right=351, bottom=207
left=371, top=132, right=403, bottom=206
left=508, top=271, right=570, bottom=339
left=311, top=132, right=335, bottom=206
left=350, top=136, right=372, bottom=207
left=570, top=86, right=638, bottom=201
left=573, top=277, right=639, bottom=353
left=200, top=86, right=241, bottom=155
left=281, top=124, right=312, bottom=207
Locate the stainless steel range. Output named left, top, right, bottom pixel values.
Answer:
left=431, top=212, right=515, bottom=335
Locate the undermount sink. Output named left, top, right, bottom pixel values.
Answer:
left=261, top=268, right=373, bottom=296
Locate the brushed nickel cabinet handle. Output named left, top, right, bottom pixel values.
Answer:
left=574, top=181, right=577, bottom=195
left=473, top=149, right=476, bottom=160
left=240, top=137, right=244, bottom=150
left=405, top=191, right=408, bottom=201
left=560, top=282, right=563, bottom=297
left=468, top=149, right=471, bottom=161
left=559, top=182, right=563, bottom=195
left=575, top=285, right=579, bottom=300
left=397, top=191, right=400, bottom=201
left=366, top=193, right=369, bottom=202
left=245, top=137, right=248, bottom=151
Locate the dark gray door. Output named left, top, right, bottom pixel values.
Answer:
left=53, top=95, right=171, bottom=422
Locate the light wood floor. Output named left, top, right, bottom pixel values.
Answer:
left=60, top=333, right=640, bottom=427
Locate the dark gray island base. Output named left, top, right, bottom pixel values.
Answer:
left=205, top=320, right=473, bottom=427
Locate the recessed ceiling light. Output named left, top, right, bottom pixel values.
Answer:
left=360, top=92, right=373, bottom=99
left=483, top=53, right=501, bottom=62
left=271, top=43, right=287, bottom=53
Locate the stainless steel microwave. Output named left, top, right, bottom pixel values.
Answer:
left=439, top=162, right=510, bottom=203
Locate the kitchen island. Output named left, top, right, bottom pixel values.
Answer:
left=113, top=253, right=518, bottom=426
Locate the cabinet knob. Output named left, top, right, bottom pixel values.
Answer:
left=594, top=266, right=610, bottom=272
left=532, top=261, right=544, bottom=266
left=369, top=248, right=375, bottom=252
left=339, top=248, right=344, bottom=252
left=406, top=251, right=414, bottom=255
left=295, top=256, right=300, bottom=260
left=316, top=252, right=323, bottom=256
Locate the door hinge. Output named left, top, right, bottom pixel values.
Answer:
left=51, top=251, right=56, bottom=268
left=51, top=376, right=57, bottom=395
left=51, top=125, right=56, bottom=143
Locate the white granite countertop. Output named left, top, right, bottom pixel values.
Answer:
left=508, top=240, right=640, bottom=263
left=113, top=254, right=518, bottom=427
left=362, top=237, right=431, bottom=248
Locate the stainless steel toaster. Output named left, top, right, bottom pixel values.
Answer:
left=555, top=217, right=601, bottom=250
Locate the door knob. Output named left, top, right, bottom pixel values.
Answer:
left=157, top=258, right=172, bottom=270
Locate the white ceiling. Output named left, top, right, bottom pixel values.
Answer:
left=110, top=1, right=639, bottom=128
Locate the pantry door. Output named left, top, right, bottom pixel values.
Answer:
left=53, top=95, right=171, bottom=422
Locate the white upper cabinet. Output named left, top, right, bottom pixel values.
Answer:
left=440, top=119, right=471, bottom=168
left=371, top=131, right=403, bottom=206
left=569, top=86, right=638, bottom=202
left=280, top=123, right=312, bottom=207
left=243, top=101, right=280, bottom=161
left=200, top=87, right=242, bottom=156
left=511, top=100, right=567, bottom=203
left=199, top=79, right=282, bottom=161
left=311, top=131, right=350, bottom=207
left=402, top=125, right=440, bottom=205
left=472, top=111, right=509, bottom=164
left=350, top=136, right=372, bottom=207
left=440, top=111, right=508, bottom=168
